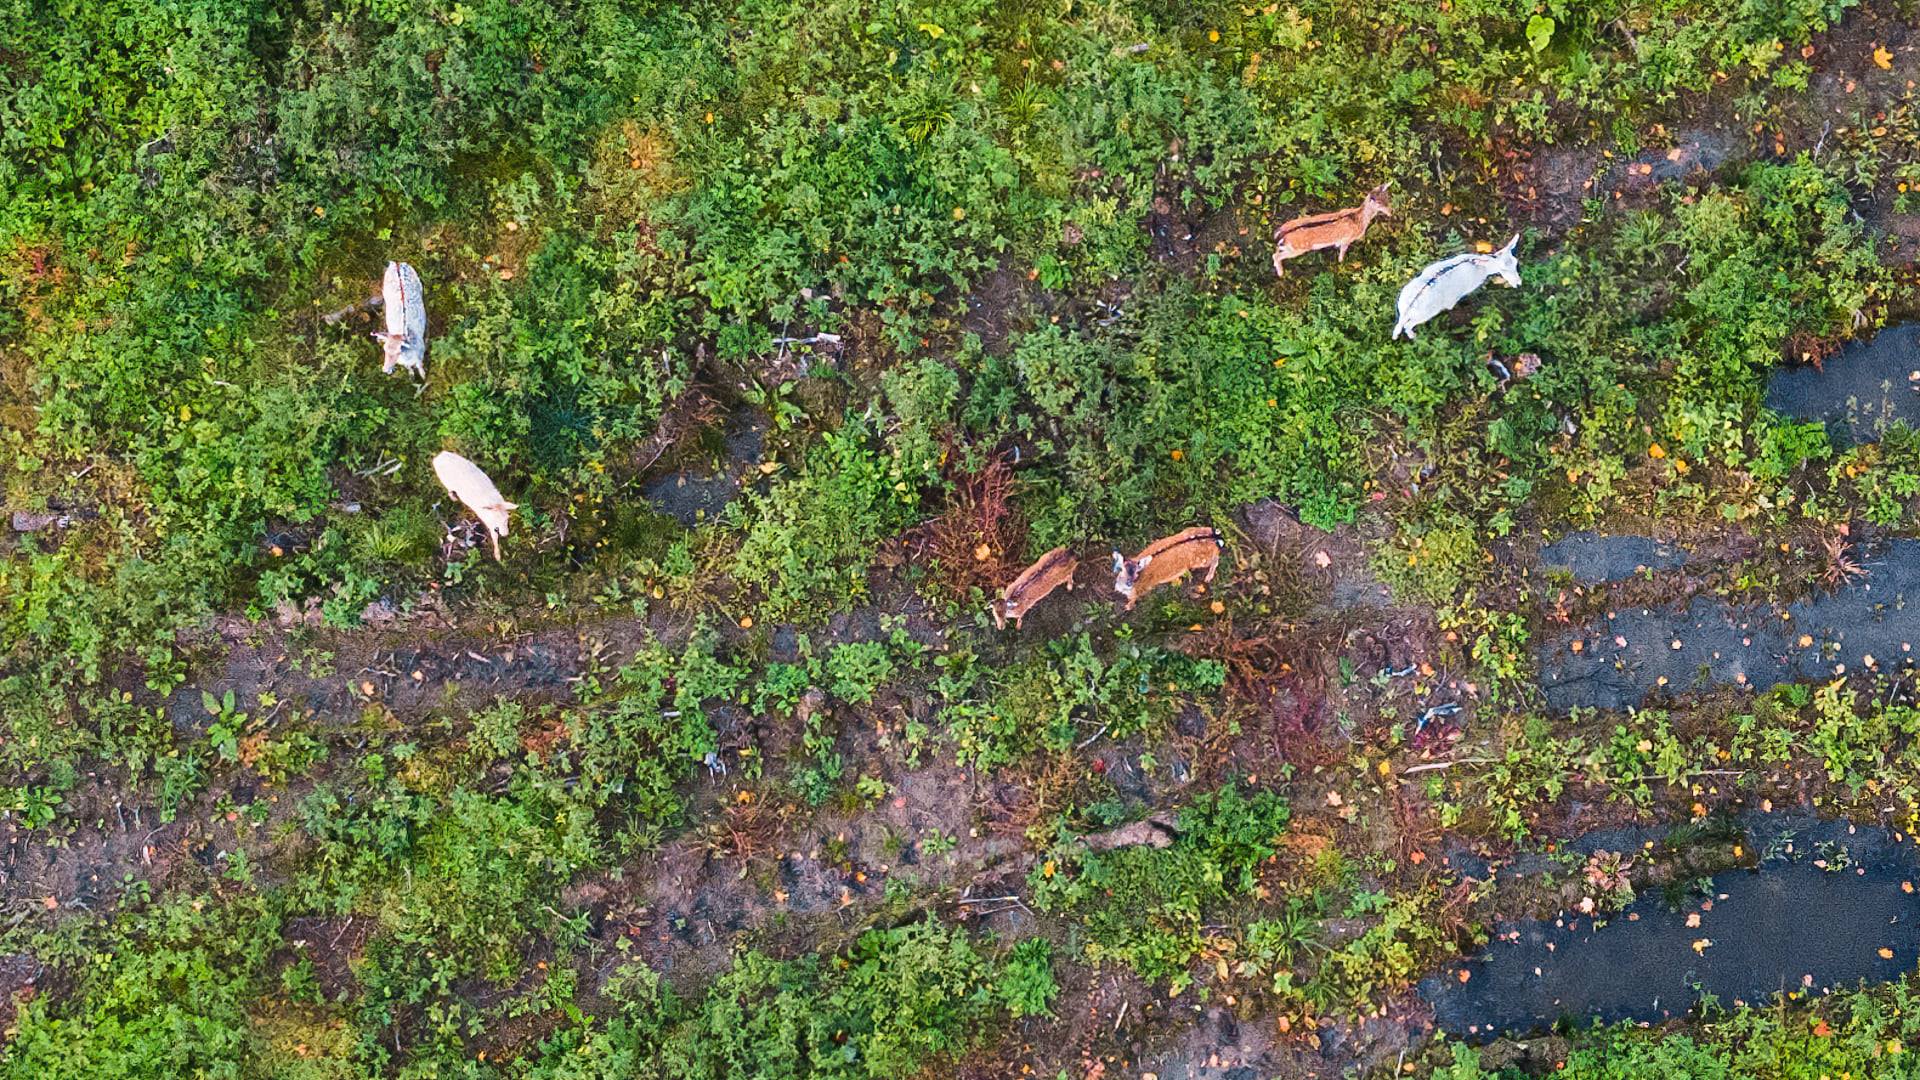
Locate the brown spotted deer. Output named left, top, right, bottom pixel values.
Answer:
left=1272, top=183, right=1390, bottom=277
left=1111, top=527, right=1224, bottom=611
left=991, top=546, right=1079, bottom=630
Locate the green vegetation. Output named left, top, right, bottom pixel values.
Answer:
left=1431, top=681, right=1920, bottom=841
left=6, top=0, right=1920, bottom=1076
left=1033, top=782, right=1290, bottom=989
left=1429, top=980, right=1920, bottom=1079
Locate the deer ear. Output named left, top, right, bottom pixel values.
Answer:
left=1501, top=233, right=1520, bottom=255
left=1110, top=550, right=1126, bottom=575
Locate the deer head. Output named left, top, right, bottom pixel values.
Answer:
left=1362, top=182, right=1392, bottom=223
left=1489, top=234, right=1522, bottom=287
left=1110, top=550, right=1148, bottom=596
left=371, top=331, right=406, bottom=373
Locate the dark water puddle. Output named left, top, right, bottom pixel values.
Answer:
left=1765, top=323, right=1920, bottom=444
left=642, top=472, right=739, bottom=526
left=1540, top=538, right=1920, bottom=712
left=1538, top=533, right=1687, bottom=583
left=641, top=412, right=767, bottom=527
left=1422, top=817, right=1920, bottom=1038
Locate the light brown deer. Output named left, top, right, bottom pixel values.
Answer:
left=1111, top=527, right=1224, bottom=611
left=991, top=546, right=1079, bottom=630
left=1272, top=183, right=1390, bottom=277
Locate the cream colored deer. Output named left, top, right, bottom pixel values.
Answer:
left=991, top=546, right=1079, bottom=630
left=432, top=451, right=517, bottom=561
left=1272, top=183, right=1390, bottom=277
left=1111, top=527, right=1224, bottom=611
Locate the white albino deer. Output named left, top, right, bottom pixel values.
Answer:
left=372, top=261, right=428, bottom=380
left=432, top=451, right=516, bottom=561
left=1391, top=235, right=1521, bottom=340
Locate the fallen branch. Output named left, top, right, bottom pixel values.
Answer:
left=322, top=294, right=384, bottom=326
left=1400, top=758, right=1496, bottom=777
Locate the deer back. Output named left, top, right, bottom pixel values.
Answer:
left=381, top=262, right=428, bottom=372
left=1393, top=251, right=1496, bottom=338
left=1274, top=205, right=1366, bottom=253
left=432, top=451, right=516, bottom=538
left=999, top=547, right=1078, bottom=622
left=1122, top=528, right=1223, bottom=599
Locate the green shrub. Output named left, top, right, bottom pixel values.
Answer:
left=1032, top=783, right=1290, bottom=988
left=3, top=895, right=280, bottom=1079
left=732, top=419, right=921, bottom=619
left=659, top=920, right=997, bottom=1080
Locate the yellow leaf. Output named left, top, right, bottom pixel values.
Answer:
left=1874, top=45, right=1894, bottom=69
left=1692, top=938, right=1712, bottom=954
left=1648, top=442, right=1667, bottom=459
left=1881, top=947, right=1896, bottom=959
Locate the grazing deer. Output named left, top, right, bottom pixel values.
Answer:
left=373, top=261, right=428, bottom=380
left=1272, top=183, right=1390, bottom=277
left=1111, top=527, right=1225, bottom=611
left=991, top=546, right=1079, bottom=630
left=1391, top=234, right=1521, bottom=340
left=432, top=451, right=517, bottom=561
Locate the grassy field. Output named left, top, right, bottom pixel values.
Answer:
left=5, top=0, right=1920, bottom=1076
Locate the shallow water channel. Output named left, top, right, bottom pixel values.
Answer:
left=1421, top=818, right=1920, bottom=1038
left=1537, top=532, right=1687, bottom=582
left=1538, top=537, right=1920, bottom=712
left=1765, top=322, right=1920, bottom=445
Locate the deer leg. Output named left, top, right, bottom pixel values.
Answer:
left=1203, top=562, right=1217, bottom=583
